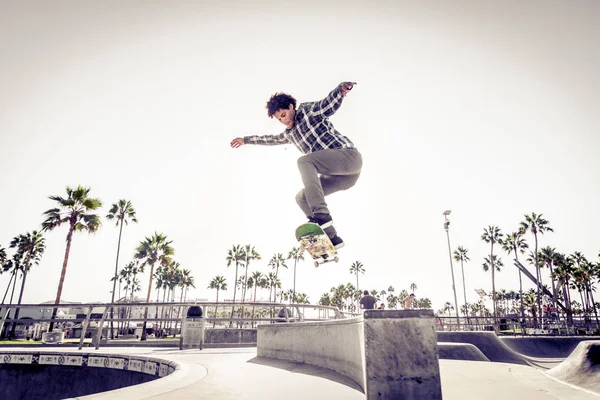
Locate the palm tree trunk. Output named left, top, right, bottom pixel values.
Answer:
left=548, top=264, right=558, bottom=320
left=293, top=258, right=297, bottom=304
left=1, top=270, right=15, bottom=304
left=141, top=261, right=156, bottom=341
left=356, top=272, right=359, bottom=311
left=161, top=288, right=167, bottom=331
left=490, top=244, right=497, bottom=329
left=110, top=218, right=125, bottom=339
left=213, top=289, right=219, bottom=329
left=251, top=286, right=258, bottom=328
left=586, top=285, right=600, bottom=330
left=533, top=235, right=542, bottom=327
left=49, top=225, right=75, bottom=332
left=460, top=260, right=470, bottom=325
left=578, top=290, right=585, bottom=319
left=514, top=251, right=525, bottom=331
left=9, top=270, right=29, bottom=337
left=229, top=262, right=239, bottom=328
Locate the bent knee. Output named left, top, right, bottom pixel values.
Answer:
left=341, top=173, right=361, bottom=190
left=295, top=190, right=306, bottom=205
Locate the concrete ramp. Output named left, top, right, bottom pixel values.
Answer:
left=546, top=340, right=600, bottom=394
left=438, top=332, right=528, bottom=365
left=438, top=343, right=490, bottom=362
left=501, top=336, right=593, bottom=358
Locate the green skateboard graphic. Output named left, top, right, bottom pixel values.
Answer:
left=295, top=222, right=339, bottom=268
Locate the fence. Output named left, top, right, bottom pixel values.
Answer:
left=0, top=301, right=348, bottom=349
left=436, top=314, right=600, bottom=335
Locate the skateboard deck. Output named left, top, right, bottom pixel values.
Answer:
left=295, top=222, right=339, bottom=267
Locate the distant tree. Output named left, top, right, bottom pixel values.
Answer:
left=519, top=213, right=553, bottom=325
left=41, top=185, right=102, bottom=332
left=8, top=231, right=46, bottom=337
left=106, top=199, right=138, bottom=339
left=134, top=233, right=174, bottom=340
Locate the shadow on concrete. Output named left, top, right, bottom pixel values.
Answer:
left=247, top=356, right=364, bottom=393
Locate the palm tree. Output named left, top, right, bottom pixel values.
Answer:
left=248, top=271, right=264, bottom=327
left=570, top=253, right=599, bottom=328
left=287, top=247, right=304, bottom=303
left=453, top=246, right=470, bottom=322
left=349, top=261, right=365, bottom=310
left=8, top=231, right=46, bottom=337
left=410, top=283, right=417, bottom=294
left=523, top=289, right=538, bottom=324
left=540, top=246, right=559, bottom=317
left=268, top=254, right=287, bottom=303
left=241, top=246, right=261, bottom=302
left=41, top=185, right=102, bottom=331
left=417, top=298, right=432, bottom=309
left=443, top=301, right=454, bottom=318
left=482, top=255, right=504, bottom=324
left=226, top=245, right=244, bottom=326
left=134, top=232, right=174, bottom=340
left=180, top=268, right=195, bottom=302
left=520, top=213, right=553, bottom=325
left=553, top=252, right=574, bottom=324
left=106, top=199, right=138, bottom=339
left=481, top=225, right=503, bottom=327
left=208, top=275, right=227, bottom=328
left=502, top=232, right=528, bottom=324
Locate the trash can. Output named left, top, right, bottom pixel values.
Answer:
left=179, top=305, right=205, bottom=350
left=41, top=331, right=64, bottom=344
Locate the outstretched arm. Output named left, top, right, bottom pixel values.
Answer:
left=309, top=82, right=357, bottom=117
left=230, top=132, right=289, bottom=148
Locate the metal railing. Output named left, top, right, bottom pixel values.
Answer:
left=435, top=315, right=600, bottom=335
left=0, top=301, right=348, bottom=349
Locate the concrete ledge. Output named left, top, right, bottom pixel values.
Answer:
left=257, top=315, right=365, bottom=389
left=258, top=310, right=442, bottom=399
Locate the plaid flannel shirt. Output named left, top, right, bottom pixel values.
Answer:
left=244, top=83, right=355, bottom=154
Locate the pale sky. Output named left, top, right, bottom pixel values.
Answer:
left=1, top=0, right=599, bottom=313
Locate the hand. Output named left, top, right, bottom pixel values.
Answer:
left=341, top=82, right=357, bottom=97
left=230, top=137, right=245, bottom=148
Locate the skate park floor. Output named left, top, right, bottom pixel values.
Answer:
left=1, top=344, right=600, bottom=400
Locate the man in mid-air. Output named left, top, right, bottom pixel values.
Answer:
left=230, top=81, right=363, bottom=249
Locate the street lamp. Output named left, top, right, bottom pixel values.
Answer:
left=443, top=210, right=461, bottom=329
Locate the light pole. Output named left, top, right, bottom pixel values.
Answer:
left=443, top=210, right=461, bottom=329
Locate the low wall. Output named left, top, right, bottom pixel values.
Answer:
left=205, top=328, right=257, bottom=344
left=0, top=351, right=177, bottom=399
left=258, top=316, right=365, bottom=388
left=258, top=309, right=442, bottom=399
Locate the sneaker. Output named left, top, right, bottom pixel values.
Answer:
left=330, top=235, right=344, bottom=249
left=312, top=213, right=333, bottom=229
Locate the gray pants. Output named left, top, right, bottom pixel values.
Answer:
left=295, top=147, right=362, bottom=223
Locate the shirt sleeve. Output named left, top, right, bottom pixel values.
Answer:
left=244, top=132, right=289, bottom=146
left=308, top=83, right=344, bottom=117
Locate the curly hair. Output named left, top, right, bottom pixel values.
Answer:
left=266, top=92, right=297, bottom=118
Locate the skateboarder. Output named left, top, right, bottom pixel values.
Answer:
left=230, top=81, right=363, bottom=249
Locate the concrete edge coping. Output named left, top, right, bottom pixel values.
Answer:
left=363, top=309, right=435, bottom=319
left=0, top=349, right=178, bottom=375
left=257, top=315, right=364, bottom=329
left=76, top=353, right=209, bottom=399
left=0, top=348, right=211, bottom=399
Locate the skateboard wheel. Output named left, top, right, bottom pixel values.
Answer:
left=334, top=257, right=339, bottom=262
left=314, top=261, right=319, bottom=268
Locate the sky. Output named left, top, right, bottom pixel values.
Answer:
left=1, top=0, right=599, bottom=313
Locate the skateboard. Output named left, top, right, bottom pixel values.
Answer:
left=295, top=222, right=339, bottom=267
